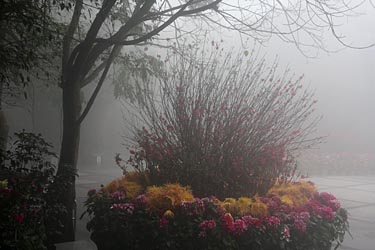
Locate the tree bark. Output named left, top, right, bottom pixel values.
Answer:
left=55, top=78, right=82, bottom=243
left=0, top=81, right=8, bottom=153
left=0, top=109, right=8, bottom=152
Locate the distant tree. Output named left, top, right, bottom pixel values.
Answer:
left=0, top=0, right=65, bottom=150
left=52, top=0, right=369, bottom=242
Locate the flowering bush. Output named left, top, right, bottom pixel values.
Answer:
left=0, top=132, right=68, bottom=249
left=122, top=51, right=322, bottom=199
left=83, top=179, right=349, bottom=250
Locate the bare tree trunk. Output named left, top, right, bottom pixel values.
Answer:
left=55, top=79, right=81, bottom=243
left=0, top=81, right=8, bottom=153
left=0, top=109, right=8, bottom=151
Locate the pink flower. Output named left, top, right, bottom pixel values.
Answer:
left=282, top=225, right=290, bottom=241
left=319, top=192, right=336, bottom=202
left=319, top=192, right=341, bottom=211
left=159, top=217, right=169, bottom=229
left=289, top=211, right=310, bottom=222
left=111, top=191, right=125, bottom=200
left=222, top=213, right=235, bottom=232
left=293, top=219, right=307, bottom=233
left=0, top=188, right=12, bottom=195
left=264, top=216, right=280, bottom=228
left=320, top=206, right=334, bottom=221
left=326, top=199, right=341, bottom=211
left=199, top=219, right=217, bottom=236
left=242, top=215, right=262, bottom=229
left=199, top=219, right=217, bottom=230
left=234, top=219, right=248, bottom=235
left=306, top=200, right=335, bottom=222
left=13, top=213, right=25, bottom=224
left=110, top=203, right=134, bottom=214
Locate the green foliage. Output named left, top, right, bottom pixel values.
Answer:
left=0, top=131, right=70, bottom=249
left=0, top=0, right=67, bottom=105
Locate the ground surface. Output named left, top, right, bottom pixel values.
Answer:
left=57, top=165, right=375, bottom=250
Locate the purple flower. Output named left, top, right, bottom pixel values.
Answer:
left=234, top=219, right=248, bottom=235
left=222, top=213, right=235, bottom=232
left=159, top=217, right=169, bottom=229
left=199, top=219, right=217, bottom=236
left=319, top=192, right=341, bottom=211
left=306, top=200, right=334, bottom=221
left=13, top=213, right=25, bottom=224
left=111, top=191, right=125, bottom=200
left=320, top=206, right=334, bottom=221
left=282, top=225, right=290, bottom=241
left=110, top=203, right=134, bottom=214
left=293, top=219, right=307, bottom=233
left=319, top=192, right=336, bottom=202
left=134, top=194, right=147, bottom=207
left=289, top=211, right=310, bottom=222
left=264, top=216, right=280, bottom=228
left=242, top=215, right=262, bottom=229
left=199, top=219, right=217, bottom=230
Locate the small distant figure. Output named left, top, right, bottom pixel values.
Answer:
left=96, top=155, right=102, bottom=166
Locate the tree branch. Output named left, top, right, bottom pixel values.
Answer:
left=62, top=0, right=83, bottom=84
left=80, top=60, right=108, bottom=88
left=77, top=45, right=121, bottom=125
left=103, top=0, right=222, bottom=46
left=70, top=0, right=116, bottom=85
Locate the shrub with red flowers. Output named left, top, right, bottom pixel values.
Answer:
left=122, top=50, right=322, bottom=198
left=0, top=132, right=69, bottom=250
left=83, top=180, right=349, bottom=250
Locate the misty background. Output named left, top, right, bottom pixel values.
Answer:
left=5, top=3, right=375, bottom=176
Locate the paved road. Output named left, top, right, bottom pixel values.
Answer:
left=59, top=165, right=375, bottom=250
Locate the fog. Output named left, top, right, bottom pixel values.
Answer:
left=4, top=3, right=375, bottom=176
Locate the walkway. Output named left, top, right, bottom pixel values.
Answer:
left=310, top=176, right=375, bottom=250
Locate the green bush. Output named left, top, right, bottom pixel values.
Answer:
left=0, top=131, right=68, bottom=249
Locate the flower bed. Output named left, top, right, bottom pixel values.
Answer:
left=0, top=132, right=69, bottom=249
left=83, top=179, right=349, bottom=250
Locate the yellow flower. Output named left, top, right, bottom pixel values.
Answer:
left=280, top=196, right=294, bottom=206
left=124, top=181, right=143, bottom=198
left=103, top=177, right=143, bottom=198
left=163, top=210, right=175, bottom=219
left=0, top=179, right=8, bottom=189
left=145, top=184, right=194, bottom=213
left=267, top=180, right=317, bottom=207
left=222, top=198, right=239, bottom=214
left=237, top=197, right=252, bottom=216
left=219, top=196, right=268, bottom=217
left=249, top=198, right=268, bottom=217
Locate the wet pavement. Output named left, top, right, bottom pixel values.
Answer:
left=58, top=165, right=375, bottom=250
left=309, top=176, right=375, bottom=250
